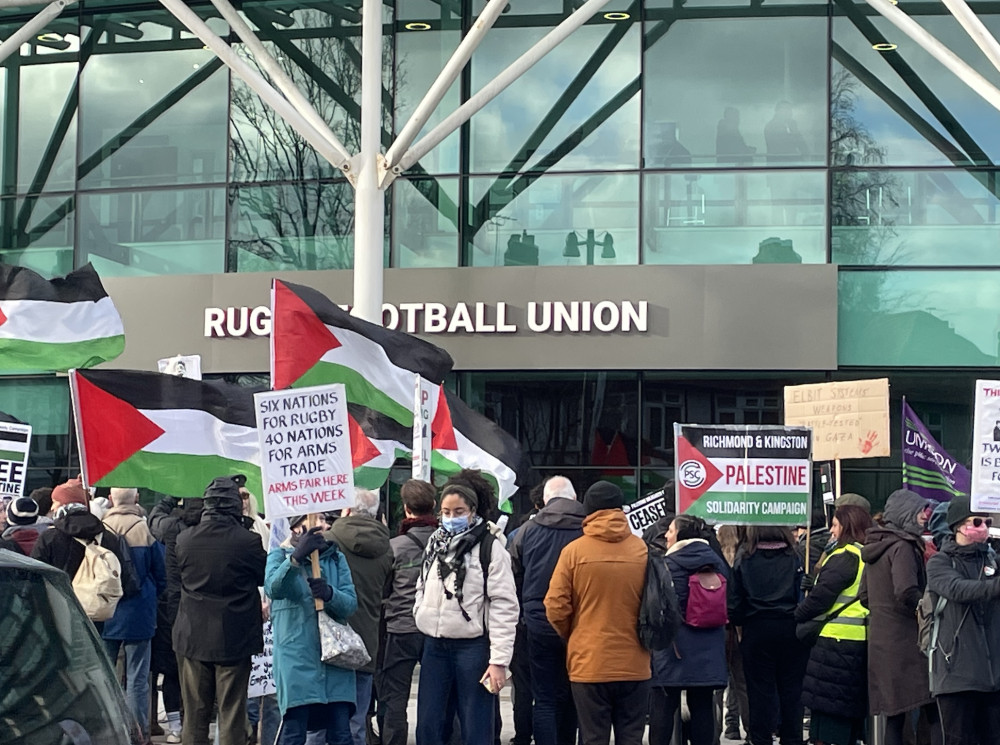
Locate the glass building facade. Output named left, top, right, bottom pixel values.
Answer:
left=1, top=0, right=998, bottom=511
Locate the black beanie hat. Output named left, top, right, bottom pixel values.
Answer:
left=204, top=474, right=247, bottom=502
left=8, top=497, right=38, bottom=526
left=583, top=480, right=624, bottom=514
left=946, top=494, right=984, bottom=530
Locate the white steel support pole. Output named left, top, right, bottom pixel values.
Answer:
left=382, top=0, right=508, bottom=183
left=865, top=0, right=1000, bottom=112
left=939, top=0, right=1000, bottom=76
left=208, top=0, right=353, bottom=167
left=157, top=0, right=351, bottom=172
left=397, top=0, right=614, bottom=174
left=0, top=0, right=74, bottom=66
left=352, top=0, right=384, bottom=323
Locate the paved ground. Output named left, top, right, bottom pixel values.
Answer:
left=151, top=676, right=752, bottom=744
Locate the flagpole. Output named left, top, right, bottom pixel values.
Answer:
left=67, top=369, right=90, bottom=493
left=307, top=513, right=324, bottom=612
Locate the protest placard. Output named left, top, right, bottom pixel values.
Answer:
left=254, top=384, right=354, bottom=520
left=623, top=489, right=668, bottom=537
left=971, top=380, right=1000, bottom=512
left=674, top=424, right=812, bottom=525
left=784, top=378, right=890, bottom=461
left=0, top=421, right=31, bottom=498
left=248, top=621, right=276, bottom=698
left=157, top=354, right=202, bottom=380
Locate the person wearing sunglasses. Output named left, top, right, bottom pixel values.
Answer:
left=925, top=494, right=1000, bottom=744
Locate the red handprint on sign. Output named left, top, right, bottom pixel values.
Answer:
left=859, top=431, right=879, bottom=455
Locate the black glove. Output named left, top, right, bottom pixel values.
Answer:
left=160, top=496, right=178, bottom=509
left=307, top=576, right=333, bottom=602
left=291, top=526, right=327, bottom=564
left=800, top=574, right=815, bottom=593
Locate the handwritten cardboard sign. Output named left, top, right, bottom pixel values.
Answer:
left=784, top=378, right=890, bottom=462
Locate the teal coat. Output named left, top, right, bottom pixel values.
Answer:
left=265, top=543, right=358, bottom=714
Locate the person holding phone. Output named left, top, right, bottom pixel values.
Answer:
left=413, top=483, right=519, bottom=745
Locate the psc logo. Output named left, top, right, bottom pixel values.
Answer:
left=679, top=459, right=707, bottom=489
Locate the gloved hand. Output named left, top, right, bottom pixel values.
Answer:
left=160, top=495, right=178, bottom=509
left=291, top=526, right=327, bottom=564
left=800, top=574, right=815, bottom=593
left=307, top=576, right=333, bottom=602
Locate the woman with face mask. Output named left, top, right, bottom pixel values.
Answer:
left=926, top=495, right=1000, bottom=744
left=413, top=484, right=519, bottom=745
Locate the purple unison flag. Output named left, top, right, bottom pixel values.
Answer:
left=901, top=399, right=970, bottom=502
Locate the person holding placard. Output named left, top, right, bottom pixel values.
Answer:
left=266, top=516, right=358, bottom=745
left=925, top=495, right=1000, bottom=745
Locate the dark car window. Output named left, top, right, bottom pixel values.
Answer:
left=0, top=550, right=137, bottom=745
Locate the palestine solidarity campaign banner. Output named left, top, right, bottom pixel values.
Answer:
left=674, top=424, right=812, bottom=525
left=902, top=399, right=968, bottom=502
left=0, top=412, right=30, bottom=498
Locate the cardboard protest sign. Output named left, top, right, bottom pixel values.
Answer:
left=784, top=378, right=889, bottom=461
left=623, top=489, right=668, bottom=538
left=248, top=621, right=276, bottom=698
left=255, top=384, right=354, bottom=520
left=0, top=421, right=31, bottom=498
left=674, top=424, right=812, bottom=525
left=971, top=380, right=1000, bottom=512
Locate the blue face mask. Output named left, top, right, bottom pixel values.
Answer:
left=441, top=515, right=470, bottom=534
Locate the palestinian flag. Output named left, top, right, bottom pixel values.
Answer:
left=349, top=404, right=412, bottom=489
left=0, top=263, right=124, bottom=373
left=431, top=387, right=521, bottom=512
left=270, top=279, right=453, bottom=427
left=70, top=369, right=263, bottom=498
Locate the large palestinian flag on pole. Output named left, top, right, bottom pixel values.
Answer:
left=0, top=263, right=124, bottom=373
left=70, top=369, right=263, bottom=498
left=431, top=387, right=521, bottom=512
left=270, top=279, right=453, bottom=427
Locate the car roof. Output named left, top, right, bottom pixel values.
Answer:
left=0, top=547, right=65, bottom=576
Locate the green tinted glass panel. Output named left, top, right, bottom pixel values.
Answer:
left=230, top=6, right=392, bottom=182
left=0, top=378, right=70, bottom=466
left=644, top=17, right=827, bottom=169
left=78, top=14, right=229, bottom=188
left=833, top=170, right=1000, bottom=266
left=839, top=270, right=1000, bottom=366
left=643, top=171, right=826, bottom=264
left=231, top=181, right=384, bottom=272
left=393, top=177, right=459, bottom=268
left=0, top=194, right=74, bottom=277
left=395, top=29, right=460, bottom=175
left=832, top=13, right=1000, bottom=167
left=467, top=173, right=638, bottom=267
left=469, top=21, right=640, bottom=173
left=78, top=188, right=225, bottom=276
left=18, top=60, right=78, bottom=195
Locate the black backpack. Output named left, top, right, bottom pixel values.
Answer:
left=637, top=547, right=682, bottom=651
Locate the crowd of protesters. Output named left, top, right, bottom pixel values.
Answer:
left=3, top=470, right=1000, bottom=745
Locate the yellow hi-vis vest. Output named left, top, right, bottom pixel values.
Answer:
left=817, top=542, right=869, bottom=642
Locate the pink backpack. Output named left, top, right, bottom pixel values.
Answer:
left=685, top=570, right=728, bottom=628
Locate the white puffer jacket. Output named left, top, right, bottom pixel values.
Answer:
left=414, top=530, right=519, bottom=667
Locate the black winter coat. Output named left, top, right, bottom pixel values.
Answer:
left=653, top=539, right=730, bottom=689
left=31, top=510, right=130, bottom=582
left=859, top=489, right=933, bottom=716
left=384, top=520, right=438, bottom=635
left=149, top=497, right=186, bottom=624
left=172, top=510, right=266, bottom=662
left=796, top=548, right=868, bottom=719
left=510, top=497, right=587, bottom=635
left=729, top=543, right=802, bottom=625
left=926, top=538, right=1000, bottom=696
left=326, top=515, right=392, bottom=674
